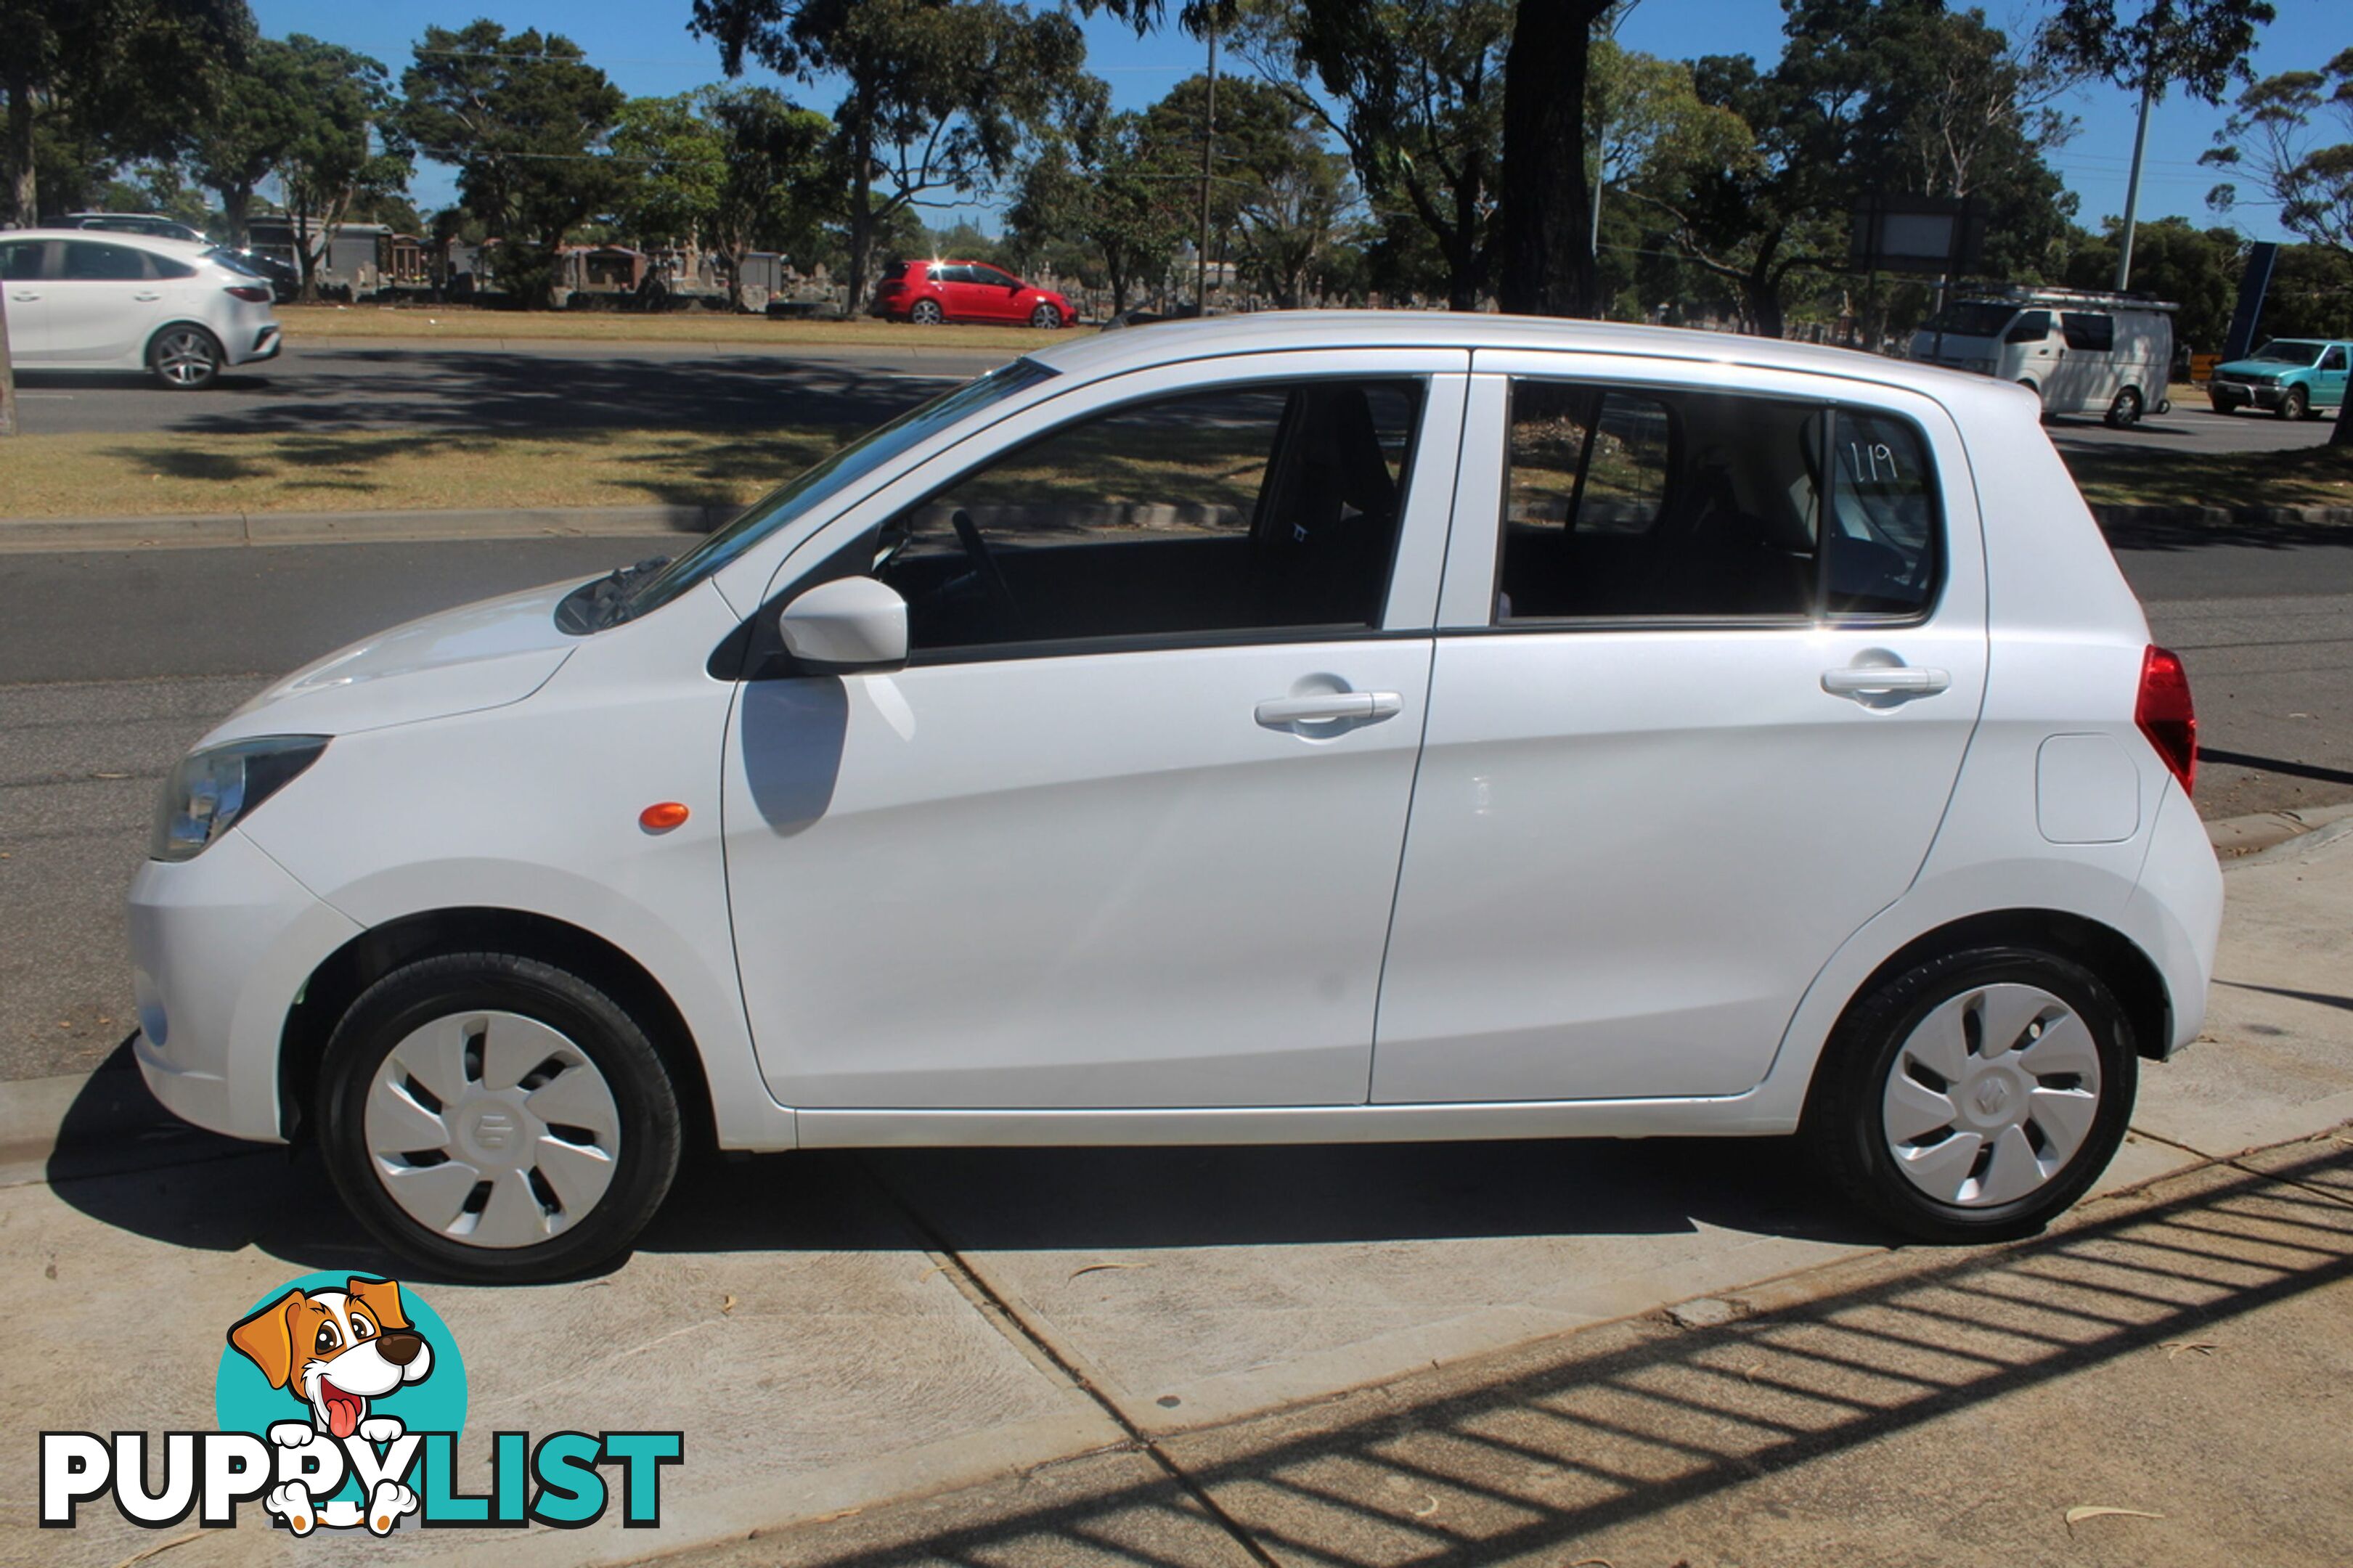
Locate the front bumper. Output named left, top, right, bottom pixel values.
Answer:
left=129, top=829, right=362, bottom=1142
left=2209, top=379, right=2283, bottom=409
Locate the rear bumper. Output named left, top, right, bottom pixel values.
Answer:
left=227, top=322, right=282, bottom=366
left=2121, top=782, right=2224, bottom=1058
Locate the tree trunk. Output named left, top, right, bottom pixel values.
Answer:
left=844, top=121, right=875, bottom=319
left=1495, top=0, right=1605, bottom=317
left=2332, top=391, right=2352, bottom=449
left=221, top=184, right=253, bottom=250
left=4, top=64, right=36, bottom=226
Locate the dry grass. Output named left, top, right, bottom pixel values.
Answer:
left=274, top=303, right=1082, bottom=351
left=0, top=426, right=851, bottom=516
left=2063, top=441, right=2353, bottom=511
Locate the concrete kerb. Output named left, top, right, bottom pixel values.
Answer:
left=0, top=802, right=2336, bottom=1177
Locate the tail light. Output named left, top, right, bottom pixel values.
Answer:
left=2135, top=645, right=2196, bottom=796
left=224, top=285, right=272, bottom=303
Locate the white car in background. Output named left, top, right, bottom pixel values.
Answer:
left=127, top=313, right=2222, bottom=1281
left=0, top=228, right=281, bottom=388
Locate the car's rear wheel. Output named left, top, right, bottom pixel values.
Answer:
left=2279, top=385, right=2310, bottom=421
left=148, top=324, right=224, bottom=390
left=2103, top=386, right=2142, bottom=428
left=1029, top=303, right=1062, bottom=330
left=317, top=953, right=682, bottom=1283
left=1803, top=946, right=2136, bottom=1244
left=910, top=298, right=944, bottom=325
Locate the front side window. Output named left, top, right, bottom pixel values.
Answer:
left=1495, top=379, right=1938, bottom=624
left=873, top=379, right=1423, bottom=655
left=972, top=265, right=1019, bottom=288
left=2320, top=346, right=2347, bottom=372
left=0, top=240, right=42, bottom=281
left=61, top=242, right=144, bottom=282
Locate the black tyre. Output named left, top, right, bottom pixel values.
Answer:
left=2280, top=385, right=2309, bottom=422
left=1029, top=303, right=1062, bottom=330
left=910, top=298, right=944, bottom=324
left=1803, top=946, right=2137, bottom=1244
left=317, top=953, right=683, bottom=1283
left=2103, top=386, right=2142, bottom=429
left=148, top=324, right=224, bottom=390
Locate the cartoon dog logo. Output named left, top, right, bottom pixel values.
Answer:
left=227, top=1276, right=431, bottom=1535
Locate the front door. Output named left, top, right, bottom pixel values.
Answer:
left=722, top=367, right=1462, bottom=1108
left=967, top=264, right=1026, bottom=322
left=0, top=238, right=49, bottom=361
left=2315, top=344, right=2349, bottom=410
left=1371, top=364, right=1988, bottom=1104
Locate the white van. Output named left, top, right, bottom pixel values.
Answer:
left=1910, top=290, right=2175, bottom=428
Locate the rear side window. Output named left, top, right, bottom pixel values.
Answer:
left=2060, top=312, right=2114, bottom=351
left=1496, top=380, right=1939, bottom=624
left=62, top=242, right=144, bottom=281
left=149, top=253, right=197, bottom=279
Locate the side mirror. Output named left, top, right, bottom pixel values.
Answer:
left=778, top=576, right=908, bottom=673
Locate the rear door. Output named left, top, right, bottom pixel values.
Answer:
left=1371, top=355, right=1988, bottom=1104
left=49, top=240, right=168, bottom=364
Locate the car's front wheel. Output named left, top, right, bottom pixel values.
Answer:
left=2279, top=385, right=2310, bottom=421
left=317, top=953, right=683, bottom=1283
left=1030, top=303, right=1062, bottom=330
left=148, top=324, right=224, bottom=390
left=910, top=298, right=944, bottom=324
left=1803, top=946, right=2136, bottom=1243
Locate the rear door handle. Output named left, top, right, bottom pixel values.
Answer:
left=1822, top=666, right=1951, bottom=698
left=1255, top=692, right=1403, bottom=727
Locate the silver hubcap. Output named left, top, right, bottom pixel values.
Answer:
left=914, top=302, right=940, bottom=322
left=1880, top=984, right=2102, bottom=1208
left=365, top=1011, right=621, bottom=1249
left=155, top=331, right=216, bottom=385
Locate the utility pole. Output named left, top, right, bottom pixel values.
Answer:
left=1196, top=26, right=1217, bottom=317
left=2115, top=57, right=2157, bottom=292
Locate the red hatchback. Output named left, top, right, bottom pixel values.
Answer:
left=873, top=259, right=1074, bottom=327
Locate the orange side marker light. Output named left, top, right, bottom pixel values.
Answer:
left=639, top=801, right=690, bottom=833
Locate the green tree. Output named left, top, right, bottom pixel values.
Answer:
left=690, top=0, right=1093, bottom=314
left=1009, top=108, right=1191, bottom=312
left=234, top=36, right=410, bottom=301
left=399, top=22, right=627, bottom=309
left=2, top=0, right=250, bottom=225
left=2203, top=49, right=2353, bottom=441
left=1236, top=0, right=1509, bottom=311
left=1141, top=74, right=1350, bottom=309
left=706, top=86, right=833, bottom=269
left=611, top=94, right=725, bottom=250
left=2063, top=216, right=2241, bottom=349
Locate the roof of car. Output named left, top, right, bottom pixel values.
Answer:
left=1024, top=309, right=2007, bottom=402
left=5, top=226, right=211, bottom=252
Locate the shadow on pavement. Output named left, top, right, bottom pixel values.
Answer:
left=48, top=1037, right=1880, bottom=1277
left=762, top=1145, right=2353, bottom=1567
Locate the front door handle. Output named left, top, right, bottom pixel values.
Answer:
left=1822, top=666, right=1951, bottom=698
left=134, top=290, right=162, bottom=301
left=7, top=290, right=36, bottom=301
left=1255, top=691, right=1403, bottom=727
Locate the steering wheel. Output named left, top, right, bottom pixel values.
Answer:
left=951, top=510, right=1029, bottom=639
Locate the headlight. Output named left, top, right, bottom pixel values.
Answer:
left=150, top=735, right=328, bottom=862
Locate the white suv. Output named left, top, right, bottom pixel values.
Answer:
left=1, top=229, right=281, bottom=388
left=127, top=314, right=2222, bottom=1281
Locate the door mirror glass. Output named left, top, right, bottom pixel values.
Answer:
left=778, top=576, right=908, bottom=671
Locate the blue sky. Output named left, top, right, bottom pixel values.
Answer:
left=253, top=0, right=2341, bottom=247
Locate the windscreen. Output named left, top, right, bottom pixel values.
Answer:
left=613, top=357, right=1061, bottom=623
left=1918, top=302, right=2018, bottom=339
left=2249, top=340, right=2323, bottom=365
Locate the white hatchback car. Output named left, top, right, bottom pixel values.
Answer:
left=1, top=229, right=281, bottom=388
left=129, top=314, right=2221, bottom=1281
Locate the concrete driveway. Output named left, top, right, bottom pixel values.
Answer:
left=7, top=826, right=2352, bottom=1567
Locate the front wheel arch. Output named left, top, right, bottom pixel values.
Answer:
left=280, top=907, right=714, bottom=1153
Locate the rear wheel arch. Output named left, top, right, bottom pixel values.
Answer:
left=278, top=907, right=714, bottom=1152
left=1819, top=909, right=2173, bottom=1086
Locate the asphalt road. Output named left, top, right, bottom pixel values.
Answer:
left=7, top=338, right=1009, bottom=438
left=4, top=528, right=2349, bottom=1086
left=11, top=337, right=2342, bottom=454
